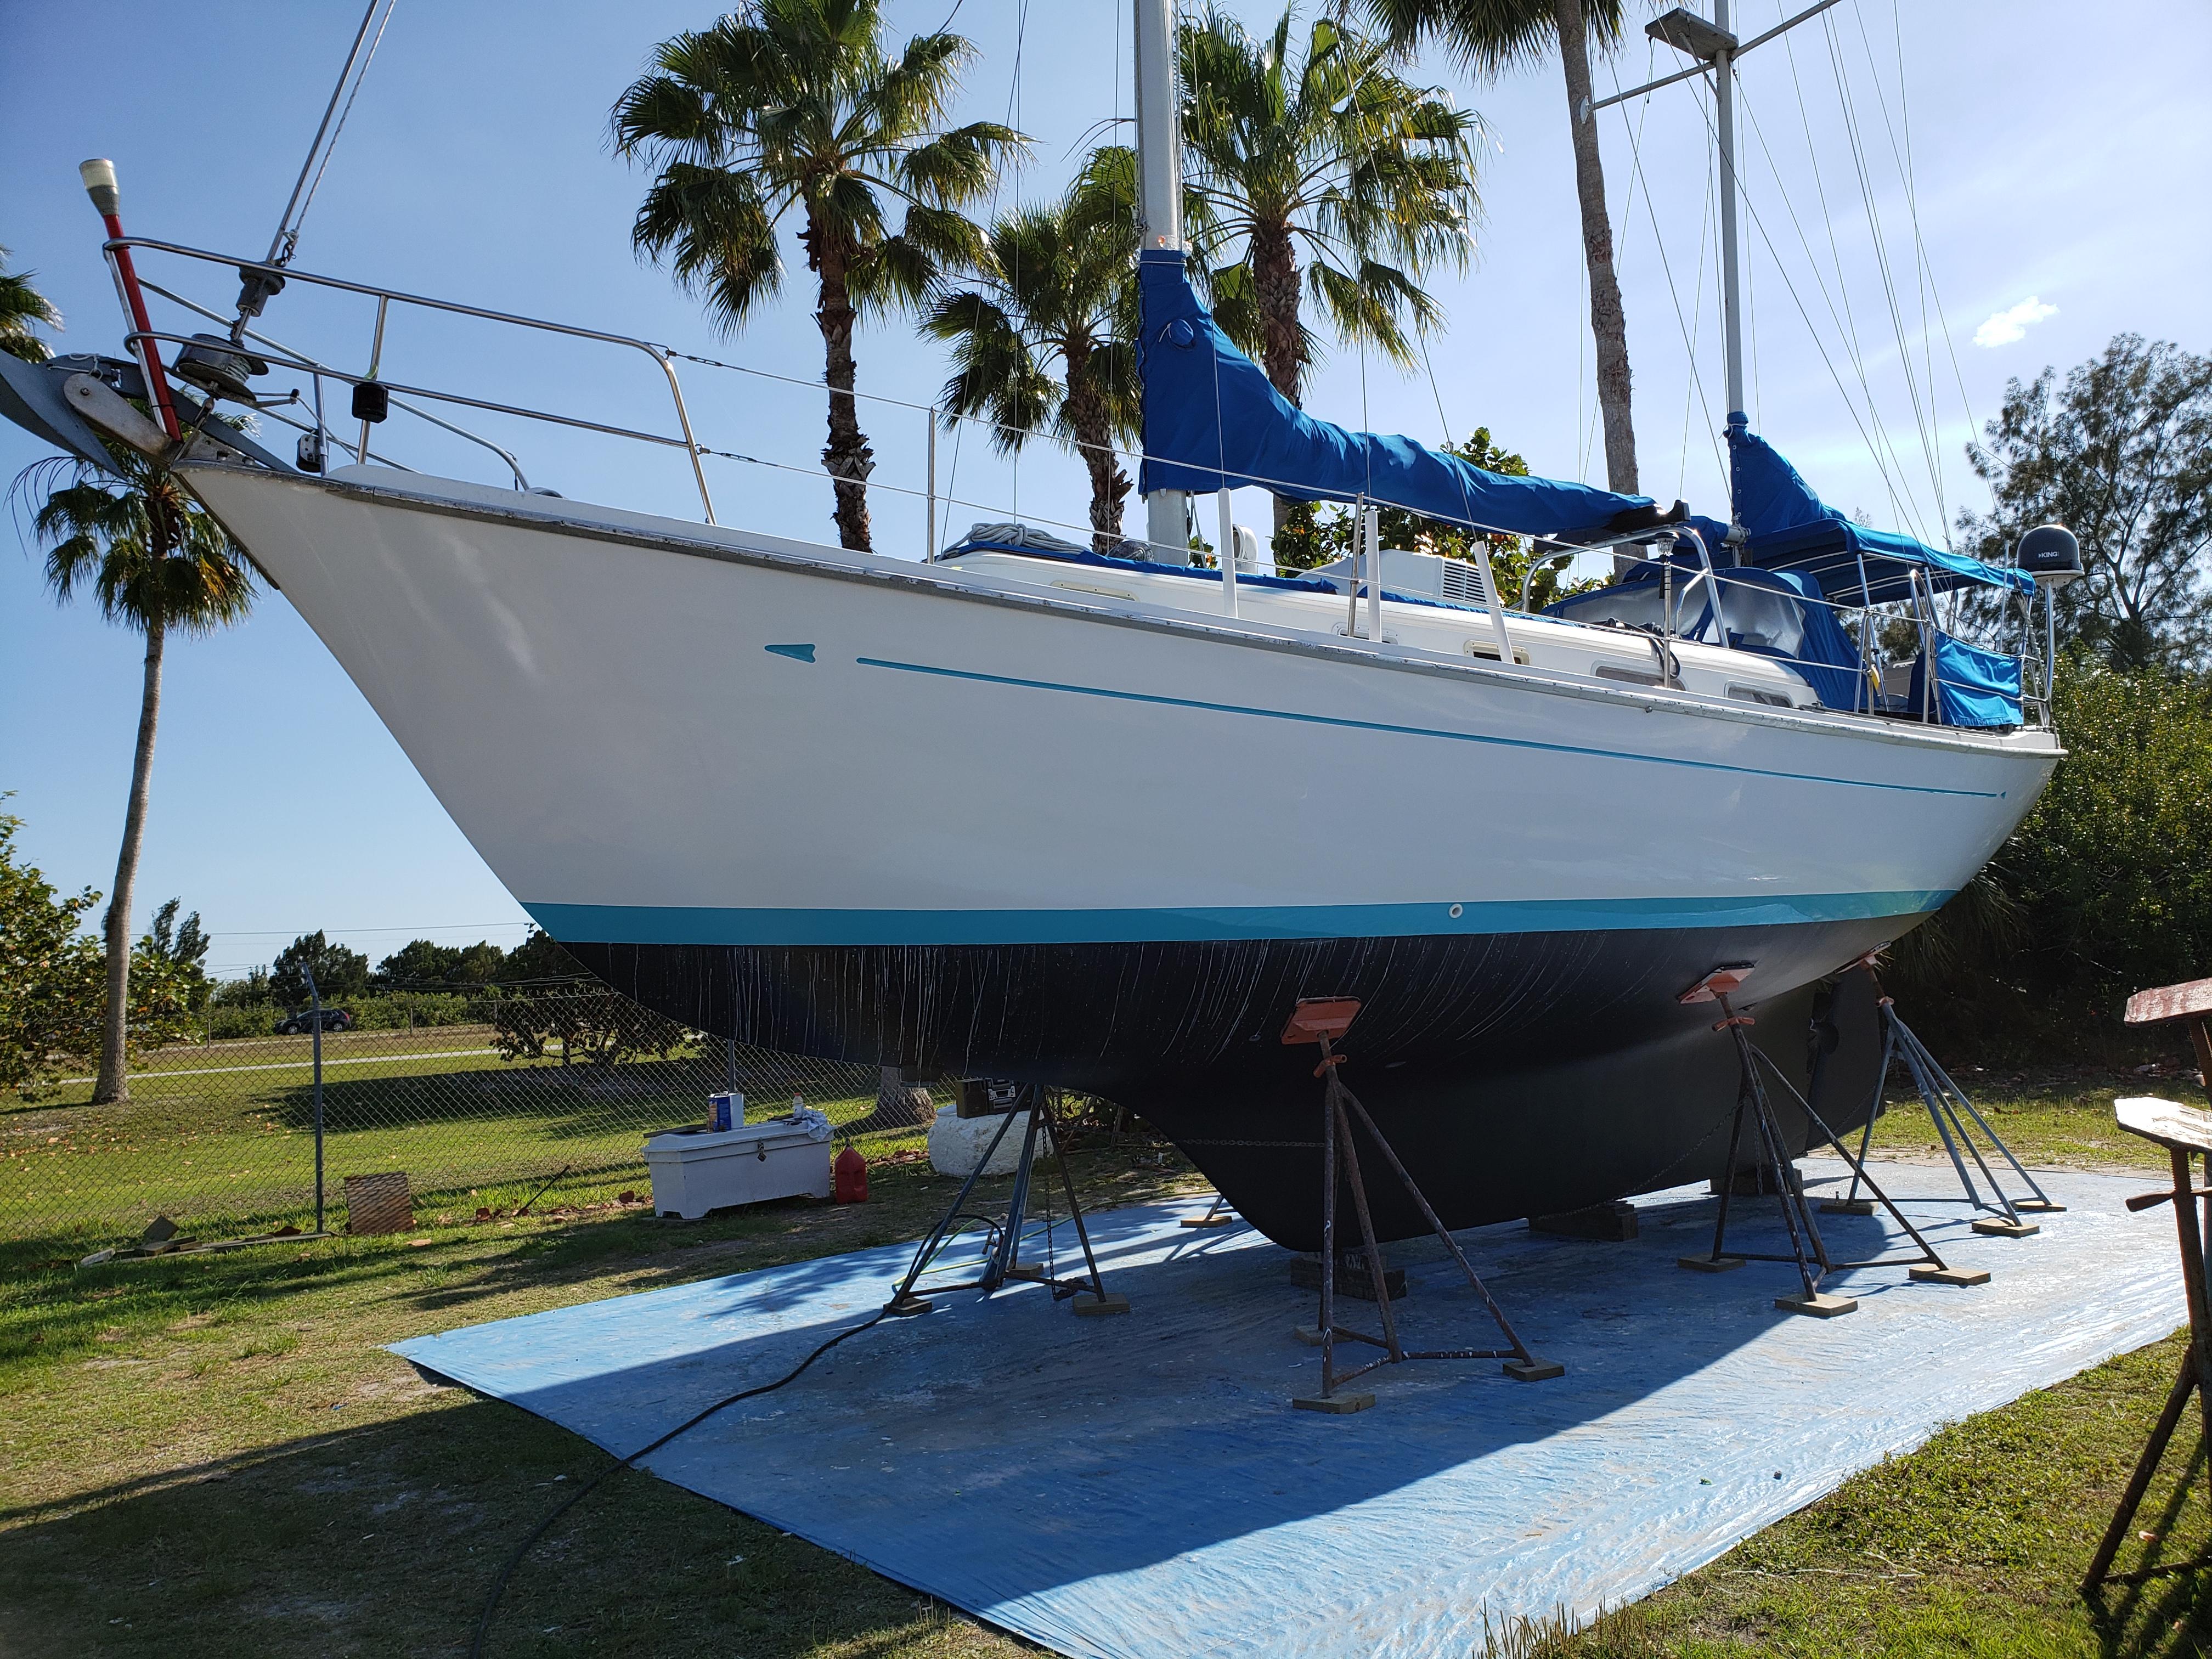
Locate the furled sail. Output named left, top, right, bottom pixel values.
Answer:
left=1136, top=251, right=1669, bottom=543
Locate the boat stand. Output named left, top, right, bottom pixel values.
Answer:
left=2084, top=983, right=2212, bottom=1593
left=1822, top=972, right=2063, bottom=1235
left=1180, top=1192, right=1237, bottom=1229
left=1282, top=998, right=1561, bottom=1414
left=1674, top=967, right=1987, bottom=1317
left=883, top=1084, right=1128, bottom=1319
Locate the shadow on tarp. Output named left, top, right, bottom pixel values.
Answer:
left=394, top=1170, right=2186, bottom=1659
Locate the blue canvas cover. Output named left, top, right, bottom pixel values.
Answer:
left=1729, top=427, right=2033, bottom=603
left=1544, top=562, right=1870, bottom=711
left=1137, top=251, right=1656, bottom=541
left=1908, top=630, right=2025, bottom=727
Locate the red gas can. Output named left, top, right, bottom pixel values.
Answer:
left=833, top=1143, right=869, bottom=1204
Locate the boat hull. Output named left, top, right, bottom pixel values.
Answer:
left=177, top=464, right=2054, bottom=1247
left=567, top=917, right=1887, bottom=1249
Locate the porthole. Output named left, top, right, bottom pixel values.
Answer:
left=1448, top=903, right=1464, bottom=919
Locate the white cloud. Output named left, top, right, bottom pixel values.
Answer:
left=1974, top=297, right=2059, bottom=348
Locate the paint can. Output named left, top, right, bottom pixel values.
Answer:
left=708, top=1091, right=744, bottom=1132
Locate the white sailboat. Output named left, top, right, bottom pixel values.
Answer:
left=0, top=0, right=2072, bottom=1248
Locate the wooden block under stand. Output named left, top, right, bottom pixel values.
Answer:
left=1289, top=1256, right=1407, bottom=1301
left=344, top=1171, right=413, bottom=1235
left=1527, top=1201, right=1640, bottom=1242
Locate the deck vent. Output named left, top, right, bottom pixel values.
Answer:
left=1438, top=558, right=1492, bottom=607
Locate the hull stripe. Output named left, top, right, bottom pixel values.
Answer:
left=524, top=891, right=1950, bottom=947
left=854, top=656, right=2008, bottom=799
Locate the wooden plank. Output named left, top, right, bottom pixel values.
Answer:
left=2126, top=979, right=2212, bottom=1026
left=2116, top=1097, right=2212, bottom=1155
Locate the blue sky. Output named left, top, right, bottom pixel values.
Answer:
left=4, top=0, right=2207, bottom=981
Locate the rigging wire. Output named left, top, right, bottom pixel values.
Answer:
left=266, top=0, right=398, bottom=270
left=1585, top=40, right=1662, bottom=488
left=1767, top=10, right=1929, bottom=538
left=1884, top=0, right=1980, bottom=509
left=1607, top=57, right=1725, bottom=506
left=1822, top=4, right=1944, bottom=538
left=1685, top=88, right=1924, bottom=543
left=1734, top=72, right=1922, bottom=534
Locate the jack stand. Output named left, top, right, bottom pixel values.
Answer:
left=1673, top=967, right=1988, bottom=1317
left=1280, top=998, right=1561, bottom=1414
left=882, top=1084, right=1128, bottom=1319
left=1824, top=970, right=2063, bottom=1235
left=1181, top=1192, right=1237, bottom=1228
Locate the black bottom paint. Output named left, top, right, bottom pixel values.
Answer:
left=565, top=919, right=1901, bottom=1251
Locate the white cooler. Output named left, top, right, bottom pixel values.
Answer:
left=643, top=1118, right=834, bottom=1219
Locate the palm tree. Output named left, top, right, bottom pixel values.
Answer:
left=1348, top=0, right=1636, bottom=493
left=21, top=450, right=255, bottom=1103
left=922, top=150, right=1142, bottom=553
left=611, top=0, right=1024, bottom=553
left=1, top=246, right=63, bottom=364
left=1177, top=7, right=1482, bottom=538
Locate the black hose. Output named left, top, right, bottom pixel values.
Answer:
left=466, top=1305, right=888, bottom=1658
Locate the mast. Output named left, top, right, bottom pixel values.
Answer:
left=1712, top=0, right=1746, bottom=438
left=1133, top=0, right=1189, bottom=562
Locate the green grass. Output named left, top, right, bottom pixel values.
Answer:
left=2, top=1036, right=888, bottom=1247
left=1, top=1141, right=1199, bottom=1658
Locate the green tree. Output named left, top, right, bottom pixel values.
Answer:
left=145, top=897, right=211, bottom=1012
left=0, top=811, right=204, bottom=1097
left=374, top=938, right=510, bottom=989
left=1349, top=0, right=1634, bottom=492
left=0, top=246, right=61, bottom=364
left=210, top=967, right=272, bottom=1009
left=923, top=150, right=1142, bottom=552
left=21, top=449, right=255, bottom=1103
left=1957, top=335, right=2212, bottom=669
left=1889, top=666, right=2212, bottom=1058
left=612, top=0, right=1024, bottom=552
left=269, top=932, right=371, bottom=1006
left=502, top=927, right=588, bottom=983
left=0, top=811, right=101, bottom=1098
left=1178, top=7, right=1482, bottom=542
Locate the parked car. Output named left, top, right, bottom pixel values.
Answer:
left=275, top=1008, right=356, bottom=1035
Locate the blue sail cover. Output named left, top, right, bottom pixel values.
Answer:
left=1729, top=427, right=2033, bottom=604
left=1137, top=251, right=1657, bottom=541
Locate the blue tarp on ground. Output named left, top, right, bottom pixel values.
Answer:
left=396, top=1166, right=2181, bottom=1659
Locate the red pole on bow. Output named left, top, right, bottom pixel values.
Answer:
left=79, top=159, right=183, bottom=443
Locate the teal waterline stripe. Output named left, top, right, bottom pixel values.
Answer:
left=525, top=892, right=1952, bottom=948
left=854, top=656, right=2006, bottom=800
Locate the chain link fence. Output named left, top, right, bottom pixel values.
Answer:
left=1, top=979, right=952, bottom=1251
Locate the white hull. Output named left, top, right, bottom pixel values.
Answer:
left=184, top=464, right=2056, bottom=953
